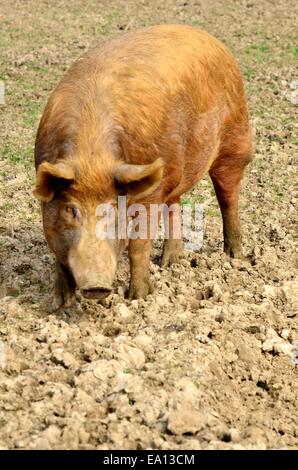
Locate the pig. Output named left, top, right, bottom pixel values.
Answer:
left=33, top=24, right=253, bottom=307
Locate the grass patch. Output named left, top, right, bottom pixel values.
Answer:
left=23, top=99, right=40, bottom=128
left=100, top=9, right=123, bottom=35
left=181, top=197, right=191, bottom=206
left=243, top=43, right=270, bottom=55
left=2, top=143, right=22, bottom=164
left=290, top=138, right=298, bottom=146
left=192, top=194, right=207, bottom=204
left=1, top=143, right=34, bottom=167
left=28, top=63, right=49, bottom=73
left=0, top=38, right=8, bottom=48
left=0, top=202, right=16, bottom=211
left=243, top=66, right=257, bottom=80
left=205, top=208, right=220, bottom=217
left=273, top=184, right=284, bottom=198
left=181, top=197, right=204, bottom=208
left=4, top=27, right=21, bottom=33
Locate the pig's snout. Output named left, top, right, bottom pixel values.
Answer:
left=76, top=274, right=114, bottom=300
left=81, top=286, right=112, bottom=300
left=68, top=236, right=117, bottom=301
left=69, top=262, right=115, bottom=299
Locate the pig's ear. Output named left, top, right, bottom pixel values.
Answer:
left=114, top=158, right=163, bottom=200
left=33, top=161, right=75, bottom=202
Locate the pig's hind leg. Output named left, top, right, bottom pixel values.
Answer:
left=209, top=128, right=253, bottom=258
left=161, top=197, right=183, bottom=267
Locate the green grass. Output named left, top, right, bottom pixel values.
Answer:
left=4, top=27, right=21, bottom=33
left=100, top=9, right=123, bottom=35
left=0, top=38, right=8, bottom=48
left=192, top=194, right=207, bottom=204
left=2, top=143, right=22, bottom=164
left=243, top=66, right=257, bottom=80
left=1, top=143, right=34, bottom=167
left=273, top=185, right=284, bottom=198
left=243, top=43, right=270, bottom=55
left=23, top=99, right=40, bottom=128
left=181, top=197, right=190, bottom=206
left=28, top=63, right=49, bottom=73
left=210, top=186, right=216, bottom=197
left=205, top=208, right=220, bottom=217
left=0, top=202, right=16, bottom=211
left=182, top=194, right=206, bottom=206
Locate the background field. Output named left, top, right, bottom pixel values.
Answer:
left=0, top=0, right=297, bottom=449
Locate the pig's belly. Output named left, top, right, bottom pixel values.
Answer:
left=164, top=121, right=221, bottom=202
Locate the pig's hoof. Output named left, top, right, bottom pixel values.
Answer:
left=48, top=293, right=76, bottom=312
left=161, top=239, right=183, bottom=268
left=224, top=245, right=243, bottom=259
left=127, top=280, right=153, bottom=300
left=47, top=302, right=60, bottom=314
left=62, top=297, right=77, bottom=308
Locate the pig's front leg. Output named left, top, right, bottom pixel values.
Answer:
left=128, top=238, right=153, bottom=299
left=53, top=261, right=76, bottom=309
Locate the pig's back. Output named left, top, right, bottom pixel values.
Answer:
left=62, top=24, right=244, bottom=116
left=95, top=26, right=240, bottom=103
left=36, top=25, right=247, bottom=170
left=88, top=25, right=243, bottom=151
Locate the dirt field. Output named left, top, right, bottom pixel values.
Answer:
left=0, top=0, right=297, bottom=450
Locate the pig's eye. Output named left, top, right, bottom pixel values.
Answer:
left=65, top=206, right=80, bottom=219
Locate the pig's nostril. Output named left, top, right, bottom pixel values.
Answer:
left=81, top=288, right=112, bottom=300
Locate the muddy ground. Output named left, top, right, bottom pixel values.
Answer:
left=0, top=0, right=297, bottom=450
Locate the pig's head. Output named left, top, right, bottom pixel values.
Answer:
left=33, top=157, right=163, bottom=299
